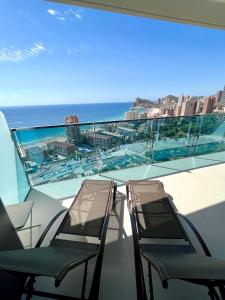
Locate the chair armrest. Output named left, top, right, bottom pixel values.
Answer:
left=176, top=212, right=212, bottom=256
left=6, top=200, right=34, bottom=229
left=35, top=208, right=68, bottom=248
left=17, top=224, right=41, bottom=232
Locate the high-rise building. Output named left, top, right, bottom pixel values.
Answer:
left=196, top=99, right=204, bottom=114
left=124, top=110, right=140, bottom=120
left=160, top=106, right=175, bottom=116
left=202, top=96, right=216, bottom=114
left=215, top=90, right=222, bottom=103
left=220, top=85, right=225, bottom=105
left=64, top=115, right=80, bottom=147
left=175, top=94, right=184, bottom=116
left=181, top=97, right=197, bottom=116
left=65, top=115, right=79, bottom=124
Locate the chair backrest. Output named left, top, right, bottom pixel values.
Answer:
left=129, top=180, right=187, bottom=239
left=0, top=198, right=25, bottom=299
left=0, top=198, right=23, bottom=250
left=56, top=180, right=115, bottom=238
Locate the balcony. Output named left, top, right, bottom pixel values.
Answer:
left=0, top=111, right=225, bottom=299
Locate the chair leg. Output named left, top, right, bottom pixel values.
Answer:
left=25, top=276, right=36, bottom=300
left=139, top=259, right=148, bottom=300
left=112, top=184, right=117, bottom=210
left=81, top=261, right=88, bottom=299
left=218, top=284, right=225, bottom=300
left=30, top=209, right=32, bottom=248
left=148, top=263, right=154, bottom=300
left=208, top=286, right=221, bottom=300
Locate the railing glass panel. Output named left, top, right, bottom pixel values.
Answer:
left=95, top=120, right=153, bottom=172
left=15, top=149, right=30, bottom=202
left=152, top=116, right=199, bottom=163
left=12, top=124, right=96, bottom=186
left=11, top=113, right=225, bottom=188
left=194, top=114, right=225, bottom=162
left=0, top=112, right=30, bottom=204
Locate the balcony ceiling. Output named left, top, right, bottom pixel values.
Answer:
left=50, top=0, right=225, bottom=30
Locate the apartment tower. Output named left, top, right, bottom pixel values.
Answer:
left=64, top=115, right=80, bottom=147
left=175, top=94, right=184, bottom=116
left=220, top=85, right=225, bottom=105
left=181, top=96, right=197, bottom=116
left=202, top=96, right=216, bottom=114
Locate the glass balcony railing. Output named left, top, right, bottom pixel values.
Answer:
left=11, top=113, right=225, bottom=187
left=0, top=112, right=30, bottom=205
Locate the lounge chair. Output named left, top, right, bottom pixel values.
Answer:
left=0, top=196, right=67, bottom=300
left=0, top=197, right=28, bottom=300
left=0, top=179, right=116, bottom=300
left=127, top=180, right=225, bottom=300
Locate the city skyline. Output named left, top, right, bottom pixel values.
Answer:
left=1, top=1, right=225, bottom=106
left=1, top=84, right=225, bottom=108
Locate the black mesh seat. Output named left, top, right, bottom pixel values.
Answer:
left=141, top=244, right=225, bottom=281
left=127, top=180, right=225, bottom=300
left=0, top=240, right=98, bottom=280
left=0, top=179, right=116, bottom=300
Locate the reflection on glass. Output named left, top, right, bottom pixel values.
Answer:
left=13, top=124, right=96, bottom=185
left=94, top=120, right=153, bottom=173
left=15, top=149, right=30, bottom=202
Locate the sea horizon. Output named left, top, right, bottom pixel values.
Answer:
left=0, top=102, right=133, bottom=128
left=0, top=100, right=133, bottom=108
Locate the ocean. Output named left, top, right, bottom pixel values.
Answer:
left=0, top=102, right=132, bottom=128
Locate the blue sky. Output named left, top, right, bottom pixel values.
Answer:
left=1, top=0, right=225, bottom=106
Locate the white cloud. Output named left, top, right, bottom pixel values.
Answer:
left=0, top=42, right=53, bottom=63
left=47, top=9, right=57, bottom=16
left=75, top=14, right=82, bottom=20
left=47, top=8, right=83, bottom=22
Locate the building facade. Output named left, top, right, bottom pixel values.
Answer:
left=64, top=115, right=80, bottom=147
left=124, top=110, right=140, bottom=120
left=47, top=141, right=75, bottom=157
left=202, top=96, right=216, bottom=114
left=175, top=94, right=184, bottom=116
left=220, top=85, right=225, bottom=105
left=180, top=97, right=197, bottom=116
left=215, top=90, right=222, bottom=103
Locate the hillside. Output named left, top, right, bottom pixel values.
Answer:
left=132, top=97, right=157, bottom=108
left=161, top=95, right=179, bottom=102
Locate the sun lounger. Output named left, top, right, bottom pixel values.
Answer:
left=127, top=180, right=225, bottom=300
left=0, top=179, right=116, bottom=300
